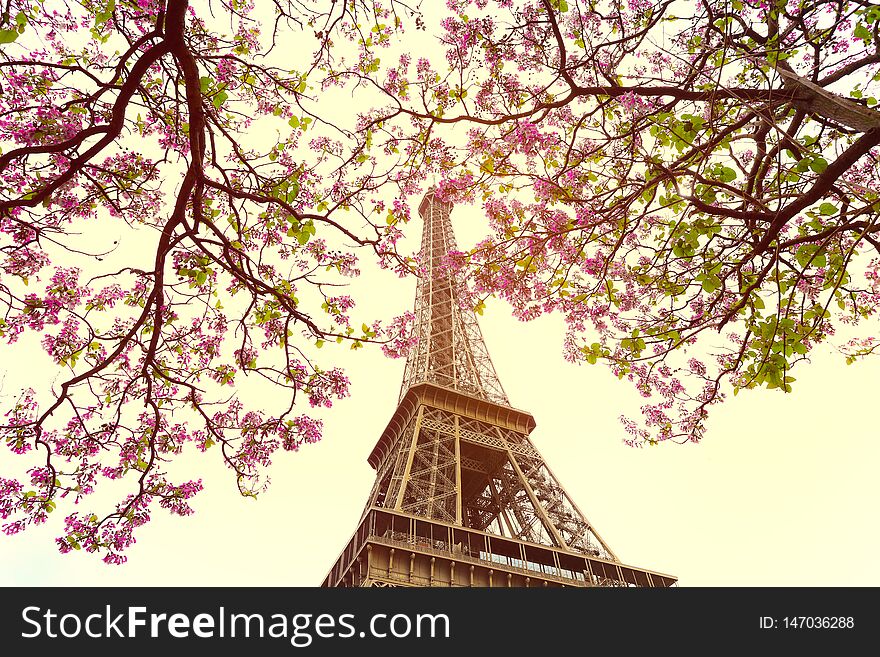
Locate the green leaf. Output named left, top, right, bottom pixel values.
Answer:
left=95, top=0, right=115, bottom=27
left=718, top=166, right=737, bottom=183
left=796, top=245, right=820, bottom=268
left=212, top=90, right=228, bottom=108
left=810, top=157, right=828, bottom=174
left=818, top=202, right=837, bottom=216
left=854, top=22, right=872, bottom=41
left=0, top=29, right=19, bottom=44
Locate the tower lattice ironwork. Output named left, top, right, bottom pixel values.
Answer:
left=322, top=191, right=676, bottom=588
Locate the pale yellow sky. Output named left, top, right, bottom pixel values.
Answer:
left=2, top=202, right=880, bottom=587
left=2, top=1, right=879, bottom=588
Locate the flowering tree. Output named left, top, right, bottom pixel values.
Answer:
left=5, top=0, right=880, bottom=563
left=0, top=0, right=424, bottom=562
left=371, top=0, right=880, bottom=445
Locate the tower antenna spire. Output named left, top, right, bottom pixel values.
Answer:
left=399, top=188, right=508, bottom=405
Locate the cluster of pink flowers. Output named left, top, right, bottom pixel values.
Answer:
left=381, top=311, right=418, bottom=358
left=5, top=267, right=89, bottom=341
left=305, top=368, right=350, bottom=408
left=40, top=316, right=83, bottom=365
left=305, top=239, right=360, bottom=277
left=2, top=390, right=38, bottom=455
left=504, top=121, right=552, bottom=156
left=281, top=416, right=323, bottom=451
left=0, top=476, right=25, bottom=524
left=324, top=295, right=356, bottom=325
left=434, top=173, right=476, bottom=203
left=616, top=91, right=654, bottom=118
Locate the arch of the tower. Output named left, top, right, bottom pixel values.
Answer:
left=363, top=396, right=614, bottom=562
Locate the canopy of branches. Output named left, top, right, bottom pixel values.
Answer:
left=1, top=0, right=878, bottom=562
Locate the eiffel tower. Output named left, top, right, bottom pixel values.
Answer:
left=322, top=191, right=676, bottom=587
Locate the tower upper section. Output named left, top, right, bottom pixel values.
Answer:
left=398, top=190, right=509, bottom=406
